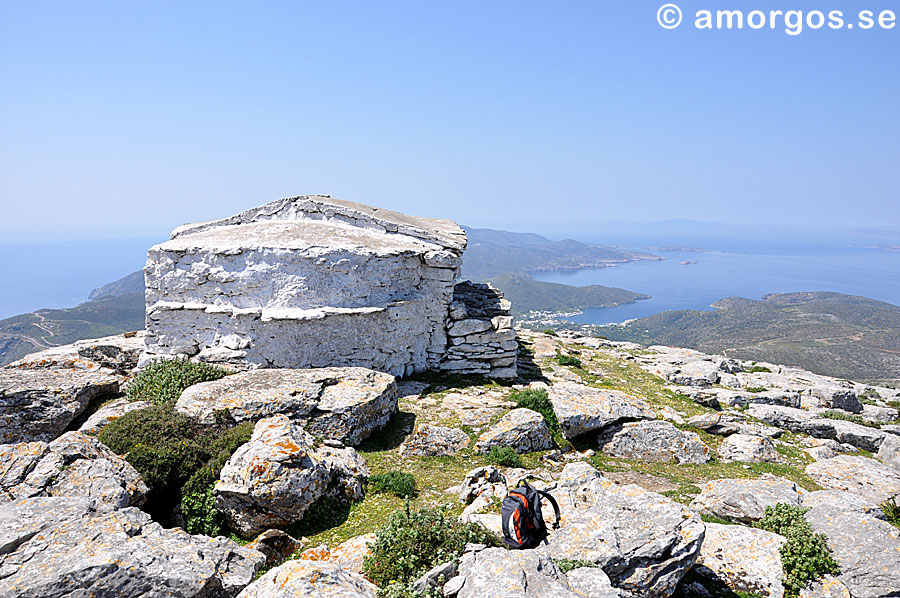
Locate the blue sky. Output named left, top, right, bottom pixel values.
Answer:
left=1, top=1, right=898, bottom=240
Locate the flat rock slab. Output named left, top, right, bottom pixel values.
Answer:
left=805, top=455, right=900, bottom=504
left=6, top=331, right=145, bottom=376
left=474, top=408, right=552, bottom=454
left=690, top=476, right=806, bottom=523
left=237, top=559, right=377, bottom=598
left=0, top=431, right=147, bottom=509
left=695, top=523, right=786, bottom=598
left=546, top=462, right=704, bottom=597
left=717, top=434, right=782, bottom=463
left=441, top=391, right=513, bottom=427
left=215, top=415, right=369, bottom=538
left=400, top=424, right=470, bottom=456
left=0, top=367, right=119, bottom=443
left=0, top=496, right=264, bottom=597
left=448, top=547, right=620, bottom=598
left=801, top=490, right=900, bottom=598
left=175, top=367, right=398, bottom=446
left=748, top=405, right=886, bottom=452
left=597, top=420, right=711, bottom=464
left=548, top=382, right=654, bottom=440
left=78, top=397, right=152, bottom=435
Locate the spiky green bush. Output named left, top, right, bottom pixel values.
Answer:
left=126, top=358, right=229, bottom=404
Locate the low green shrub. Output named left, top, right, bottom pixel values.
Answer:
left=363, top=504, right=501, bottom=589
left=881, top=497, right=900, bottom=529
left=756, top=503, right=840, bottom=598
left=542, top=328, right=559, bottom=337
left=746, top=365, right=772, bottom=373
left=509, top=388, right=566, bottom=447
left=555, top=559, right=597, bottom=573
left=126, top=359, right=229, bottom=404
left=487, top=445, right=522, bottom=468
left=369, top=471, right=417, bottom=498
left=99, top=403, right=252, bottom=531
left=556, top=353, right=583, bottom=368
left=745, top=387, right=768, bottom=393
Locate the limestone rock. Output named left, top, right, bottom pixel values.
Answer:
left=717, top=434, right=782, bottom=463
left=175, top=367, right=398, bottom=445
left=799, top=576, right=851, bottom=598
left=78, top=397, right=152, bottom=435
left=0, top=496, right=264, bottom=597
left=802, top=438, right=857, bottom=461
left=475, top=409, right=553, bottom=454
left=328, top=533, right=377, bottom=574
left=801, top=490, right=900, bottom=598
left=548, top=382, right=654, bottom=440
left=215, top=415, right=369, bottom=538
left=441, top=391, right=514, bottom=427
left=236, top=559, right=377, bottom=598
left=748, top=405, right=886, bottom=452
left=7, top=331, right=145, bottom=376
left=878, top=432, right=900, bottom=472
left=399, top=424, right=469, bottom=456
left=413, top=561, right=457, bottom=594
left=459, top=465, right=507, bottom=504
left=545, top=461, right=704, bottom=597
left=245, top=529, right=303, bottom=566
left=690, top=476, right=805, bottom=523
left=448, top=547, right=620, bottom=598
left=0, top=367, right=119, bottom=443
left=597, top=420, right=711, bottom=464
left=442, top=282, right=517, bottom=378
left=805, top=455, right=900, bottom=504
left=0, top=431, right=146, bottom=509
left=695, top=523, right=786, bottom=598
left=686, top=413, right=780, bottom=438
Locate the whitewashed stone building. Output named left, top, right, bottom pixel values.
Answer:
left=143, top=195, right=516, bottom=378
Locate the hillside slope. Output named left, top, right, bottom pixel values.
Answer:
left=486, top=273, right=648, bottom=315
left=601, top=292, right=900, bottom=386
left=0, top=293, right=145, bottom=365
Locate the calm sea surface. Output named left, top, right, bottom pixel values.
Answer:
left=532, top=247, right=900, bottom=325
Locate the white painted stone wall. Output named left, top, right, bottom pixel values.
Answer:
left=144, top=195, right=516, bottom=378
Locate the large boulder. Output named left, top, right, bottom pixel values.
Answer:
left=805, top=455, right=900, bottom=504
left=717, top=434, right=782, bottom=463
left=0, top=367, right=119, bottom=443
left=801, top=490, right=900, bottom=598
left=215, top=415, right=369, bottom=538
left=694, top=523, right=786, bottom=598
left=0, top=496, right=264, bottom=597
left=237, top=558, right=378, bottom=597
left=690, top=476, right=806, bottom=523
left=474, top=408, right=553, bottom=454
left=0, top=431, right=146, bottom=509
left=175, top=367, right=398, bottom=446
left=445, top=546, right=620, bottom=598
left=548, top=382, right=654, bottom=440
left=545, top=462, right=704, bottom=597
left=597, top=420, right=710, bottom=464
left=399, top=424, right=470, bottom=456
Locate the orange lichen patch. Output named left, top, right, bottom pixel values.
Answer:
left=298, top=544, right=332, bottom=562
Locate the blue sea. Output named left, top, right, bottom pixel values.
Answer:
left=532, top=246, right=900, bottom=325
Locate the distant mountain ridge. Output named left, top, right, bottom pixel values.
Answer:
left=88, top=270, right=144, bottom=301
left=601, top=291, right=900, bottom=386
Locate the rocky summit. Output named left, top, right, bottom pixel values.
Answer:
left=1, top=199, right=899, bottom=598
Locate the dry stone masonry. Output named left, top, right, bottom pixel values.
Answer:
left=143, top=195, right=516, bottom=378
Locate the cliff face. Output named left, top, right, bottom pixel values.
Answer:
left=143, top=195, right=515, bottom=378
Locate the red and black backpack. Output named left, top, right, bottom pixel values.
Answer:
left=500, top=480, right=561, bottom=549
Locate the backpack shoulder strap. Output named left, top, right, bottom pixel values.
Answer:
left=535, top=489, right=561, bottom=529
